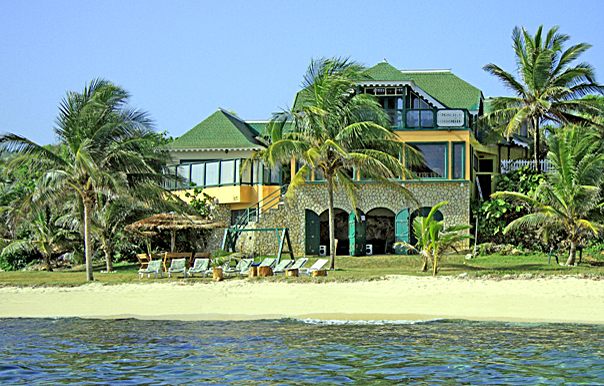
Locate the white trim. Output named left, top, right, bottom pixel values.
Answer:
left=168, top=147, right=264, bottom=152
left=356, top=80, right=445, bottom=108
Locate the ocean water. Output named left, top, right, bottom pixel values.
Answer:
left=0, top=318, right=603, bottom=385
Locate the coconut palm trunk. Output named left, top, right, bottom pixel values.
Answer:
left=566, top=241, right=577, bottom=266
left=83, top=197, right=94, bottom=281
left=533, top=117, right=541, bottom=173
left=101, top=235, right=114, bottom=272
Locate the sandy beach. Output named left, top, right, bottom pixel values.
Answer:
left=1, top=275, right=603, bottom=324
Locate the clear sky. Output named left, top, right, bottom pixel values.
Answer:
left=1, top=0, right=603, bottom=145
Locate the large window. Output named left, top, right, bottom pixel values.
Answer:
left=165, top=159, right=280, bottom=189
left=408, top=143, right=447, bottom=179
left=452, top=142, right=465, bottom=179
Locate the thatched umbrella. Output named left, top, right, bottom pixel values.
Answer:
left=125, top=213, right=225, bottom=252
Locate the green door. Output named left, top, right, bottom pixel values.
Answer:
left=395, top=208, right=410, bottom=255
left=305, top=210, right=320, bottom=255
left=349, top=210, right=366, bottom=256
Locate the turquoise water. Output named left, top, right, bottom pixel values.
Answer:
left=0, top=318, right=603, bottom=384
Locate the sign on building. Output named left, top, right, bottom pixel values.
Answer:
left=437, top=110, right=465, bottom=127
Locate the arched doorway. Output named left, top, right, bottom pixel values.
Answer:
left=409, top=207, right=444, bottom=245
left=366, top=208, right=395, bottom=254
left=320, top=209, right=349, bottom=256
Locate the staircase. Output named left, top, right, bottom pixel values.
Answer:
left=221, top=184, right=288, bottom=252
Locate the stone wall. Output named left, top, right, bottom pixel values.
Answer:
left=205, top=203, right=231, bottom=254
left=232, top=182, right=470, bottom=256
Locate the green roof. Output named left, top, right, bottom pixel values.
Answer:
left=168, top=109, right=264, bottom=151
left=246, top=121, right=268, bottom=133
left=363, top=62, right=483, bottom=111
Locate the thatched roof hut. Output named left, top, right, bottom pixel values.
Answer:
left=125, top=213, right=225, bottom=252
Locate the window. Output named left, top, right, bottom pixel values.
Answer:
left=479, top=159, right=494, bottom=173
left=241, top=161, right=252, bottom=184
left=408, top=143, right=447, bottom=178
left=452, top=143, right=465, bottom=179
left=253, top=161, right=262, bottom=184
left=231, top=209, right=246, bottom=226
left=205, top=162, right=219, bottom=186
left=177, top=164, right=190, bottom=187
left=191, top=163, right=205, bottom=186
left=220, top=160, right=235, bottom=185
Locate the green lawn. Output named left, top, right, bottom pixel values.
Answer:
left=1, top=251, right=603, bottom=286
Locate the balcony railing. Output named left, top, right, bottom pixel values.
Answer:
left=501, top=159, right=553, bottom=173
left=385, top=108, right=470, bottom=130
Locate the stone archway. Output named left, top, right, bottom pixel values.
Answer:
left=319, top=208, right=349, bottom=256
left=365, top=208, right=396, bottom=254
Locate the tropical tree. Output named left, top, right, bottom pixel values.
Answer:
left=250, top=57, right=421, bottom=269
left=492, top=125, right=604, bottom=265
left=401, top=202, right=472, bottom=276
left=482, top=25, right=603, bottom=171
left=0, top=79, right=170, bottom=280
left=1, top=203, right=76, bottom=271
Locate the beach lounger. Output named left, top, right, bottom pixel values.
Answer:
left=272, top=259, right=294, bottom=275
left=299, top=258, right=328, bottom=276
left=167, top=258, right=189, bottom=278
left=163, top=252, right=193, bottom=272
left=224, top=258, right=254, bottom=277
left=138, top=260, right=164, bottom=279
left=188, top=258, right=210, bottom=277
left=258, top=257, right=277, bottom=268
left=275, top=257, right=308, bottom=275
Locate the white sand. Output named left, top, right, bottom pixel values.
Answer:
left=0, top=276, right=603, bottom=324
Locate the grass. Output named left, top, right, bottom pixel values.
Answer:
left=1, top=251, right=604, bottom=286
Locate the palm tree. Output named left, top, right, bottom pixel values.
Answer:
left=0, top=79, right=170, bottom=280
left=251, top=57, right=420, bottom=269
left=1, top=203, right=76, bottom=271
left=492, top=125, right=604, bottom=265
left=482, top=25, right=603, bottom=171
left=401, top=201, right=472, bottom=276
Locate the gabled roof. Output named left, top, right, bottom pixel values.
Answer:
left=168, top=108, right=265, bottom=151
left=363, top=62, right=483, bottom=111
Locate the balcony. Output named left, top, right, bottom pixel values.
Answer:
left=385, top=108, right=470, bottom=130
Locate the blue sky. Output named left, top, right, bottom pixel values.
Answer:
left=1, top=0, right=603, bottom=145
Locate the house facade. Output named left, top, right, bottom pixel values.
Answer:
left=166, top=61, right=513, bottom=257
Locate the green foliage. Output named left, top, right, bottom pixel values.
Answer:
left=0, top=248, right=40, bottom=271
left=184, top=187, right=213, bottom=217
left=496, top=166, right=546, bottom=195
left=474, top=166, right=547, bottom=249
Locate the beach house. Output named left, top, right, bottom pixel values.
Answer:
left=166, top=61, right=519, bottom=256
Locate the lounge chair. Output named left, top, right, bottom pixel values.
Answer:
left=272, top=259, right=294, bottom=275
left=299, top=258, right=328, bottom=276
left=167, top=258, right=189, bottom=278
left=224, top=258, right=254, bottom=277
left=275, top=257, right=308, bottom=275
left=163, top=252, right=193, bottom=272
left=138, top=260, right=164, bottom=279
left=188, top=258, right=210, bottom=277
left=258, top=257, right=277, bottom=268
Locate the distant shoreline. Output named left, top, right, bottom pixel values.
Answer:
left=1, top=276, right=603, bottom=324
